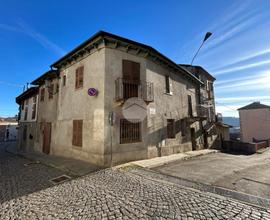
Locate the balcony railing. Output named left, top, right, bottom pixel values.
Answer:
left=196, top=105, right=209, bottom=118
left=115, top=78, right=154, bottom=102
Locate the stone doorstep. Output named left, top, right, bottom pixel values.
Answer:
left=116, top=149, right=219, bottom=169
left=256, top=146, right=270, bottom=154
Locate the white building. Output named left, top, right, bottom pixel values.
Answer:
left=238, top=102, right=270, bottom=142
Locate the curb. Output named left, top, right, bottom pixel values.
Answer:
left=128, top=167, right=270, bottom=209
left=121, top=150, right=219, bottom=169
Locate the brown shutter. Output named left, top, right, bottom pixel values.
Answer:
left=77, top=120, right=83, bottom=146
left=72, top=120, right=83, bottom=146
left=79, top=66, right=84, bottom=87
left=75, top=69, right=79, bottom=88
left=132, top=62, right=140, bottom=82
left=122, top=60, right=132, bottom=80
left=122, top=60, right=140, bottom=81
left=72, top=120, right=77, bottom=145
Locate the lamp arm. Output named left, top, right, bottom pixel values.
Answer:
left=191, top=40, right=205, bottom=65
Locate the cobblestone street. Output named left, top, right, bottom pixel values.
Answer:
left=1, top=143, right=270, bottom=219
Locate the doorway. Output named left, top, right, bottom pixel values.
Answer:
left=43, top=122, right=51, bottom=154
left=190, top=128, right=196, bottom=151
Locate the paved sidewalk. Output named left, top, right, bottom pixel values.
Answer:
left=119, top=149, right=218, bottom=169
left=4, top=141, right=100, bottom=176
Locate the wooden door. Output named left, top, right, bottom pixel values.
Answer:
left=191, top=128, right=196, bottom=151
left=43, top=122, right=51, bottom=154
left=122, top=60, right=140, bottom=99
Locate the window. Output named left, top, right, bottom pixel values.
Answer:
left=25, top=99, right=29, bottom=105
left=72, top=120, right=83, bottom=147
left=188, top=95, right=193, bottom=117
left=32, top=96, right=37, bottom=119
left=21, top=101, right=24, bottom=110
left=75, top=66, right=84, bottom=89
left=120, top=119, right=141, bottom=144
left=167, top=119, right=175, bottom=138
left=165, top=75, right=170, bottom=94
left=24, top=107, right=28, bottom=121
left=40, top=88, right=45, bottom=101
left=62, top=75, right=66, bottom=86
left=48, top=84, right=54, bottom=99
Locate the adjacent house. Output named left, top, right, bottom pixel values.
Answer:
left=16, top=31, right=218, bottom=167
left=179, top=64, right=217, bottom=148
left=0, top=120, right=18, bottom=141
left=238, top=102, right=270, bottom=142
left=16, top=87, right=39, bottom=151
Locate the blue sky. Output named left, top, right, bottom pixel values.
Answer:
left=0, top=0, right=270, bottom=117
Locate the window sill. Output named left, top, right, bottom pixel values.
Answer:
left=164, top=92, right=173, bottom=96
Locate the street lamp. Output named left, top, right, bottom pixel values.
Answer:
left=191, top=32, right=212, bottom=65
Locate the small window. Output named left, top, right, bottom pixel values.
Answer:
left=21, top=102, right=24, bottom=110
left=62, top=75, right=66, bottom=86
left=75, top=66, right=84, bottom=89
left=25, top=99, right=29, bottom=105
left=48, top=84, right=54, bottom=99
left=72, top=120, right=83, bottom=147
left=167, top=119, right=175, bottom=138
left=165, top=75, right=170, bottom=93
left=24, top=107, right=28, bottom=121
left=120, top=119, right=141, bottom=144
left=40, top=88, right=45, bottom=102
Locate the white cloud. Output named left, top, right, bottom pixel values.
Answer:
left=0, top=19, right=66, bottom=56
left=214, top=60, right=270, bottom=75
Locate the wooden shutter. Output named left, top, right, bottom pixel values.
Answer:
left=165, top=75, right=170, bottom=93
left=77, top=120, right=83, bottom=146
left=72, top=120, right=83, bottom=146
left=122, top=60, right=140, bottom=81
left=72, top=120, right=77, bottom=145
left=75, top=66, right=84, bottom=89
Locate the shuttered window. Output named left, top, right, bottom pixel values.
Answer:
left=62, top=75, right=66, bottom=86
left=72, top=120, right=83, bottom=147
left=31, top=96, right=37, bottom=119
left=120, top=119, right=141, bottom=144
left=24, top=107, right=28, bottom=121
left=165, top=75, right=170, bottom=93
left=167, top=119, right=175, bottom=138
left=75, top=66, right=84, bottom=89
left=40, top=88, right=45, bottom=101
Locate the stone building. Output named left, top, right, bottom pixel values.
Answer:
left=16, top=31, right=218, bottom=167
left=16, top=87, right=39, bottom=151
left=180, top=65, right=218, bottom=148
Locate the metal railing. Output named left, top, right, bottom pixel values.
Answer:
left=115, top=78, right=154, bottom=102
left=196, top=105, right=209, bottom=118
